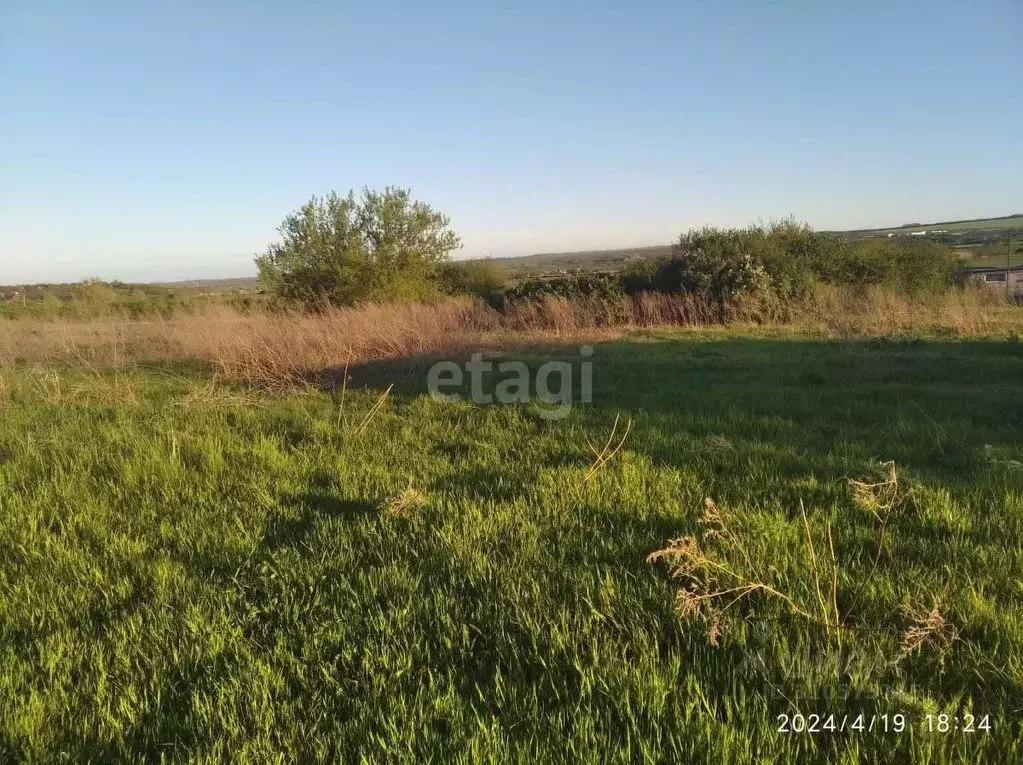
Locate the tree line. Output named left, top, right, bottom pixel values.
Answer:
left=257, top=187, right=961, bottom=311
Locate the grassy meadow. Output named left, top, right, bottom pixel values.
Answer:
left=960, top=249, right=1023, bottom=270
left=1, top=315, right=1023, bottom=761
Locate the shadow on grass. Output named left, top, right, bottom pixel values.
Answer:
left=430, top=465, right=535, bottom=503
left=131, top=357, right=218, bottom=380
left=323, top=334, right=1023, bottom=485
left=264, top=494, right=378, bottom=550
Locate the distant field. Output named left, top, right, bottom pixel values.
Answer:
left=493, top=245, right=672, bottom=278
left=1, top=329, right=1022, bottom=760
left=155, top=276, right=261, bottom=291
left=858, top=215, right=1023, bottom=236
left=956, top=240, right=1023, bottom=269
left=962, top=254, right=1023, bottom=269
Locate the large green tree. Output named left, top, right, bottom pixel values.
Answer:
left=256, top=187, right=461, bottom=307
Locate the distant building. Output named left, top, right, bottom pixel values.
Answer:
left=963, top=265, right=1023, bottom=299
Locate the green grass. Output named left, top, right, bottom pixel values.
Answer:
left=2, top=331, right=1023, bottom=761
left=962, top=253, right=1023, bottom=269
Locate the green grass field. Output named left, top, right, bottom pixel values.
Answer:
left=2, top=331, right=1022, bottom=761
left=961, top=254, right=1023, bottom=269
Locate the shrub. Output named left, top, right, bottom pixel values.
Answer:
left=619, top=259, right=658, bottom=295
left=438, top=258, right=507, bottom=301
left=646, top=221, right=958, bottom=312
left=72, top=279, right=120, bottom=316
left=255, top=187, right=461, bottom=308
left=836, top=239, right=958, bottom=295
left=505, top=273, right=623, bottom=303
left=656, top=221, right=837, bottom=305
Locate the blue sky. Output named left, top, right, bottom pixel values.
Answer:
left=2, top=1, right=1020, bottom=283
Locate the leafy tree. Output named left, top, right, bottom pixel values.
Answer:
left=256, top=187, right=461, bottom=307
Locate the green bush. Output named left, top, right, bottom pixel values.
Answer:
left=835, top=239, right=958, bottom=295
left=619, top=259, right=658, bottom=295
left=655, top=221, right=838, bottom=305
left=646, top=221, right=958, bottom=309
left=256, top=187, right=462, bottom=308
left=71, top=279, right=120, bottom=316
left=438, top=259, right=507, bottom=301
left=504, top=273, right=624, bottom=303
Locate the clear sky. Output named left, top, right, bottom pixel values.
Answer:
left=2, top=1, right=1021, bottom=284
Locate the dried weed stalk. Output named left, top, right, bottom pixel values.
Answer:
left=651, top=472, right=960, bottom=666
left=799, top=500, right=842, bottom=646
left=898, top=598, right=959, bottom=664
left=582, top=414, right=633, bottom=485
left=647, top=498, right=830, bottom=647
left=29, top=369, right=64, bottom=405
left=351, top=384, right=393, bottom=437
left=847, top=460, right=908, bottom=575
left=381, top=487, right=426, bottom=518
left=173, top=377, right=266, bottom=409
left=849, top=460, right=901, bottom=521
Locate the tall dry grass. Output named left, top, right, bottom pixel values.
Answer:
left=0, top=300, right=496, bottom=388
left=0, top=294, right=724, bottom=386
left=793, top=284, right=1013, bottom=337
left=1, top=287, right=1018, bottom=389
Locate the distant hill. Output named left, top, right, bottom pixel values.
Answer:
left=153, top=277, right=260, bottom=291
left=836, top=214, right=1022, bottom=237
left=491, top=245, right=672, bottom=278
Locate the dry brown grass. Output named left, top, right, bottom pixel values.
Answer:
left=184, top=301, right=499, bottom=390
left=499, top=292, right=722, bottom=332
left=841, top=461, right=911, bottom=625
left=795, top=284, right=1012, bottom=337
left=647, top=497, right=839, bottom=647
left=0, top=300, right=499, bottom=389
left=0, top=294, right=724, bottom=388
left=899, top=599, right=959, bottom=663
left=171, top=376, right=268, bottom=409
left=648, top=492, right=965, bottom=660
left=1, top=287, right=1018, bottom=390
left=380, top=487, right=427, bottom=519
